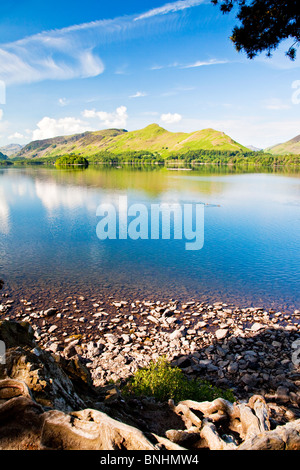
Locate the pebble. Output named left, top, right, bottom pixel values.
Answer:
left=3, top=295, right=299, bottom=405
left=215, top=329, right=228, bottom=340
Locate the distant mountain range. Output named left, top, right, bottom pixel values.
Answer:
left=0, top=143, right=23, bottom=157
left=14, top=124, right=250, bottom=159
left=265, top=134, right=300, bottom=156
left=246, top=145, right=263, bottom=152
left=2, top=126, right=300, bottom=159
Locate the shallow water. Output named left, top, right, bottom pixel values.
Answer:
left=0, top=165, right=299, bottom=311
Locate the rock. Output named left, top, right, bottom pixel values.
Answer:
left=241, top=373, right=258, bottom=387
left=104, top=334, right=118, bottom=344
left=0, top=320, right=35, bottom=348
left=251, top=323, right=265, bottom=332
left=227, top=362, right=239, bottom=374
left=169, top=328, right=186, bottom=341
left=121, top=334, right=131, bottom=344
left=215, top=329, right=228, bottom=340
left=48, top=325, right=58, bottom=334
left=44, top=308, right=57, bottom=317
left=275, top=386, right=290, bottom=403
left=47, top=343, right=60, bottom=354
left=147, top=315, right=159, bottom=324
left=0, top=324, right=89, bottom=412
left=175, top=356, right=191, bottom=368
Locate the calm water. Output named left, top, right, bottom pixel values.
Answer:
left=0, top=165, right=299, bottom=311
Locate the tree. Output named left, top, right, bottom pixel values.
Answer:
left=55, top=155, right=89, bottom=167
left=212, top=0, right=300, bottom=59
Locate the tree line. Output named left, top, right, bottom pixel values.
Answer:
left=6, top=149, right=300, bottom=167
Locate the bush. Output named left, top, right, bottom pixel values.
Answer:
left=122, top=357, right=235, bottom=403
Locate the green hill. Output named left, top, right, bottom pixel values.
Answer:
left=15, top=124, right=249, bottom=160
left=265, top=134, right=300, bottom=155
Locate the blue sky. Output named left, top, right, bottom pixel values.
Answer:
left=0, top=0, right=300, bottom=149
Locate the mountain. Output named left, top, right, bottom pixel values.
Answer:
left=15, top=124, right=249, bottom=159
left=265, top=134, right=300, bottom=155
left=0, top=143, right=24, bottom=157
left=246, top=145, right=262, bottom=152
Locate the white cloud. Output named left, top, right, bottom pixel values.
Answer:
left=58, top=98, right=68, bottom=107
left=8, top=132, right=25, bottom=140
left=0, top=45, right=104, bottom=85
left=82, top=106, right=128, bottom=128
left=32, top=116, right=94, bottom=141
left=160, top=112, right=182, bottom=124
left=129, top=91, right=147, bottom=98
left=134, top=0, right=207, bottom=21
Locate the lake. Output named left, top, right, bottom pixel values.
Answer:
left=0, top=165, right=299, bottom=312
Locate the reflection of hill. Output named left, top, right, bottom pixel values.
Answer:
left=16, top=166, right=229, bottom=199
left=10, top=164, right=299, bottom=202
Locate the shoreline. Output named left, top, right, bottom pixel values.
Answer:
left=1, top=289, right=300, bottom=408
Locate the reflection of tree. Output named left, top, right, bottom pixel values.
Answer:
left=0, top=280, right=3, bottom=290
left=19, top=165, right=300, bottom=203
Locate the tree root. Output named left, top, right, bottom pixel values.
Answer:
left=168, top=395, right=300, bottom=450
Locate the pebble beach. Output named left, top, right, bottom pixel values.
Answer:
left=1, top=290, right=300, bottom=414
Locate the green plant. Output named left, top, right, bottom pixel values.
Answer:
left=55, top=155, right=89, bottom=167
left=122, top=357, right=235, bottom=404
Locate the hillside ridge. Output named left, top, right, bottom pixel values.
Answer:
left=15, top=124, right=249, bottom=159
left=265, top=133, right=300, bottom=155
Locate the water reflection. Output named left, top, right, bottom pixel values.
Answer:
left=0, top=165, right=299, bottom=311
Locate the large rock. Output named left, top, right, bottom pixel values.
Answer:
left=0, top=321, right=35, bottom=348
left=0, top=321, right=90, bottom=412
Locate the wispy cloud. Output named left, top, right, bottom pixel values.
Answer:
left=129, top=91, right=148, bottom=98
left=0, top=1, right=208, bottom=86
left=262, top=98, right=291, bottom=111
left=134, top=0, right=208, bottom=21
left=58, top=97, right=68, bottom=106
left=181, top=59, right=229, bottom=68
left=0, top=41, right=105, bottom=85
left=151, top=58, right=229, bottom=71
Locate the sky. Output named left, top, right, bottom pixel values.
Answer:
left=0, top=0, right=300, bottom=149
